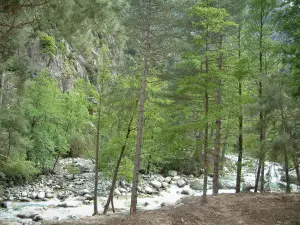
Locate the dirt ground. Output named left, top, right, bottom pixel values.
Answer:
left=43, top=193, right=300, bottom=225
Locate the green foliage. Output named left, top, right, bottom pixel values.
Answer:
left=39, top=32, right=57, bottom=55
left=118, top=157, right=134, bottom=182
left=65, top=163, right=81, bottom=176
left=1, top=160, right=39, bottom=184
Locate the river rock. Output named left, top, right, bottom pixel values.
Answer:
left=31, top=192, right=38, bottom=199
left=114, top=188, right=121, bottom=196
left=162, top=182, right=169, bottom=188
left=181, top=189, right=190, bottom=195
left=164, top=177, right=172, bottom=183
left=145, top=186, right=155, bottom=194
left=189, top=180, right=203, bottom=190
left=177, top=179, right=186, bottom=188
left=242, top=182, right=255, bottom=192
left=21, top=191, right=28, bottom=197
left=150, top=180, right=162, bottom=189
left=17, top=208, right=42, bottom=219
left=172, top=176, right=181, bottom=181
left=19, top=197, right=31, bottom=202
left=45, top=192, right=54, bottom=198
left=119, top=187, right=127, bottom=193
left=168, top=170, right=178, bottom=177
left=81, top=189, right=90, bottom=195
left=84, top=194, right=93, bottom=200
left=37, top=191, right=45, bottom=199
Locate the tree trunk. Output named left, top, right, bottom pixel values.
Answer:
left=258, top=5, right=266, bottom=194
left=254, top=159, right=261, bottom=192
left=203, top=89, right=209, bottom=204
left=284, top=147, right=291, bottom=193
left=103, top=101, right=136, bottom=214
left=130, top=22, right=150, bottom=214
left=93, top=105, right=101, bottom=216
left=203, top=23, right=209, bottom=203
left=0, top=71, right=4, bottom=106
left=213, top=35, right=223, bottom=195
left=236, top=25, right=243, bottom=193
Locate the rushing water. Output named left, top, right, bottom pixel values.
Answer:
left=0, top=185, right=237, bottom=223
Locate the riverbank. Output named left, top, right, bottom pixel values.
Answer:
left=0, top=156, right=299, bottom=224
left=42, top=193, right=300, bottom=225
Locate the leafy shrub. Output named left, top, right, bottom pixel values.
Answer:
left=39, top=32, right=56, bottom=55
left=1, top=160, right=40, bottom=184
left=65, top=163, right=80, bottom=179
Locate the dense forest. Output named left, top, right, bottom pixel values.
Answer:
left=0, top=0, right=299, bottom=216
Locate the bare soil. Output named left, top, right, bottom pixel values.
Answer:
left=43, top=193, right=300, bottom=225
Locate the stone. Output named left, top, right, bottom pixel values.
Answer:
left=82, top=189, right=89, bottom=195
left=189, top=180, right=203, bottom=190
left=83, top=200, right=91, bottom=205
left=157, top=176, right=165, bottom=182
left=20, top=197, right=31, bottom=202
left=162, top=182, right=169, bottom=188
left=31, top=192, right=38, bottom=199
left=21, top=191, right=28, bottom=197
left=57, top=192, right=66, bottom=200
left=145, top=186, right=155, bottom=194
left=242, top=182, right=255, bottom=192
left=172, top=176, right=181, bottom=181
left=46, top=192, right=54, bottom=198
left=188, top=174, right=194, bottom=179
left=33, top=215, right=46, bottom=221
left=168, top=170, right=178, bottom=177
left=84, top=194, right=93, bottom=200
left=177, top=179, right=186, bottom=188
left=0, top=201, right=9, bottom=208
left=150, top=180, right=162, bottom=189
left=164, top=177, right=172, bottom=183
left=181, top=189, right=190, bottom=195
left=17, top=208, right=41, bottom=219
left=114, top=188, right=121, bottom=196
left=37, top=191, right=45, bottom=199
left=119, top=188, right=127, bottom=193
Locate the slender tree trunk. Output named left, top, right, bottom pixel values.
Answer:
left=213, top=35, right=223, bottom=195
left=130, top=21, right=150, bottom=214
left=255, top=6, right=266, bottom=193
left=202, top=24, right=209, bottom=203
left=203, top=89, right=209, bottom=204
left=0, top=71, right=4, bottom=106
left=7, top=130, right=11, bottom=158
left=236, top=25, right=243, bottom=193
left=103, top=102, right=136, bottom=214
left=254, top=159, right=261, bottom=192
left=93, top=104, right=101, bottom=216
